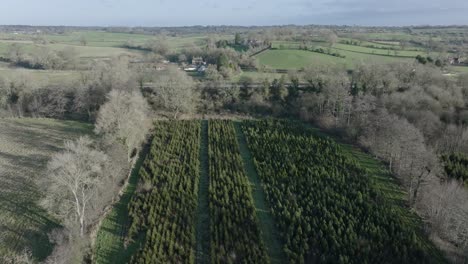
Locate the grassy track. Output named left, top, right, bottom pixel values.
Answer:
left=93, top=143, right=150, bottom=264
left=234, top=122, right=286, bottom=264
left=195, top=120, right=210, bottom=264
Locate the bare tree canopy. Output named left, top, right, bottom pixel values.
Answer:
left=41, top=136, right=108, bottom=237
left=146, top=65, right=196, bottom=118
left=95, top=90, right=151, bottom=160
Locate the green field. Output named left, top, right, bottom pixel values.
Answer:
left=0, top=41, right=139, bottom=58
left=257, top=49, right=346, bottom=69
left=0, top=31, right=218, bottom=53
left=256, top=48, right=414, bottom=70
left=333, top=43, right=428, bottom=57
left=0, top=118, right=93, bottom=261
left=0, top=65, right=81, bottom=86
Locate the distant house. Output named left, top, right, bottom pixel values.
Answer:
left=449, top=57, right=465, bottom=65
left=191, top=57, right=204, bottom=66
left=184, top=66, right=197, bottom=72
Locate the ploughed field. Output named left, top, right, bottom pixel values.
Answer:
left=95, top=119, right=447, bottom=264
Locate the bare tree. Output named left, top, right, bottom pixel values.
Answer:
left=325, top=30, right=338, bottom=47
left=420, top=179, right=468, bottom=260
left=146, top=65, right=196, bottom=118
left=95, top=90, right=151, bottom=161
left=146, top=37, right=169, bottom=56
left=79, top=35, right=88, bottom=46
left=7, top=43, right=24, bottom=63
left=41, top=137, right=108, bottom=237
left=25, top=87, right=69, bottom=118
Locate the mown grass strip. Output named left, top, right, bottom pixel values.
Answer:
left=195, top=120, right=211, bottom=264
left=234, top=121, right=286, bottom=264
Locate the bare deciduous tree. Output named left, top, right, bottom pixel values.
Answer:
left=95, top=90, right=151, bottom=161
left=146, top=65, right=196, bottom=118
left=41, top=136, right=108, bottom=237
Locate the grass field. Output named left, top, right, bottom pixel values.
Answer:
left=333, top=43, right=428, bottom=57
left=257, top=49, right=346, bottom=69
left=0, top=65, right=81, bottom=86
left=256, top=48, right=414, bottom=69
left=0, top=41, right=140, bottom=59
left=0, top=118, right=93, bottom=261
left=451, top=65, right=468, bottom=74
left=0, top=31, right=217, bottom=53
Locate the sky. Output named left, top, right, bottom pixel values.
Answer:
left=1, top=0, right=468, bottom=27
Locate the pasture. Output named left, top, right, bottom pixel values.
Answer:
left=0, top=65, right=81, bottom=87
left=0, top=118, right=93, bottom=261
left=256, top=48, right=414, bottom=70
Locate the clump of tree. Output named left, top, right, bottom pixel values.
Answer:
left=6, top=44, right=78, bottom=70
left=144, top=66, right=196, bottom=118
left=0, top=56, right=138, bottom=120
left=95, top=90, right=151, bottom=161
left=291, top=61, right=468, bottom=259
left=299, top=45, right=345, bottom=58
left=41, top=136, right=108, bottom=237
left=415, top=54, right=445, bottom=67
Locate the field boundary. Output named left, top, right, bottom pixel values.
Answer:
left=234, top=121, right=285, bottom=264
left=249, top=45, right=272, bottom=57
left=332, top=46, right=417, bottom=58
left=195, top=120, right=210, bottom=264
left=92, top=139, right=151, bottom=264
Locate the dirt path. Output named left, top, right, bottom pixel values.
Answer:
left=195, top=120, right=210, bottom=264
left=234, top=121, right=285, bottom=264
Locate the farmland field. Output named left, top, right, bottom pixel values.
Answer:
left=332, top=43, right=428, bottom=57
left=93, top=119, right=446, bottom=263
left=0, top=41, right=140, bottom=59
left=256, top=48, right=414, bottom=70
left=0, top=66, right=80, bottom=87
left=257, top=49, right=346, bottom=69
left=126, top=121, right=200, bottom=264
left=0, top=31, right=218, bottom=53
left=0, top=118, right=93, bottom=261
